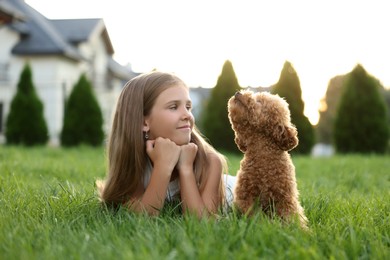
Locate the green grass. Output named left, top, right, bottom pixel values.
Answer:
left=1, top=146, right=389, bottom=259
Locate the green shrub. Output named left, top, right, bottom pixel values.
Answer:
left=61, top=74, right=104, bottom=146
left=316, top=75, right=347, bottom=144
left=201, top=60, right=241, bottom=153
left=5, top=63, right=48, bottom=145
left=334, top=64, right=389, bottom=154
left=271, top=61, right=315, bottom=154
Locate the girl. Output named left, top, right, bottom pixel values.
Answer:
left=97, top=71, right=234, bottom=217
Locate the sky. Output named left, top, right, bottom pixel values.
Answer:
left=26, top=0, right=390, bottom=124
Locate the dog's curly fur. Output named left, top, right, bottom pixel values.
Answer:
left=228, top=90, right=308, bottom=228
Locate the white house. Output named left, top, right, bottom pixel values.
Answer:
left=0, top=0, right=139, bottom=145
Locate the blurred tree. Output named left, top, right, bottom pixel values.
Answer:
left=202, top=60, right=241, bottom=153
left=316, top=75, right=347, bottom=144
left=271, top=61, right=315, bottom=154
left=317, top=74, right=390, bottom=146
left=381, top=87, right=390, bottom=124
left=5, top=63, right=48, bottom=145
left=383, top=88, right=390, bottom=152
left=334, top=64, right=389, bottom=154
left=61, top=74, right=104, bottom=146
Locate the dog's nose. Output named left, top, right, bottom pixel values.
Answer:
left=235, top=91, right=242, bottom=98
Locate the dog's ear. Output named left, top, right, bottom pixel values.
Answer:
left=273, top=124, right=298, bottom=151
left=235, top=135, right=247, bottom=152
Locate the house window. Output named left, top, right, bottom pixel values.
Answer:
left=0, top=63, right=9, bottom=82
left=0, top=103, right=3, bottom=133
left=106, top=73, right=114, bottom=90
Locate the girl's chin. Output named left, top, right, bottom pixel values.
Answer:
left=175, top=140, right=191, bottom=146
left=173, top=137, right=191, bottom=146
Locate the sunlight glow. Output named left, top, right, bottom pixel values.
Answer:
left=26, top=0, right=390, bottom=125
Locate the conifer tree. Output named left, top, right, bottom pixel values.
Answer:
left=202, top=60, right=241, bottom=153
left=316, top=75, right=347, bottom=144
left=61, top=74, right=104, bottom=146
left=334, top=64, right=389, bottom=153
left=271, top=61, right=315, bottom=154
left=5, top=63, right=48, bottom=145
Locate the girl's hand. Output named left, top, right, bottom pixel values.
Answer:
left=177, top=143, right=198, bottom=174
left=146, top=137, right=181, bottom=173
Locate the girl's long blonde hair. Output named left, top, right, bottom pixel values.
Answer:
left=97, top=71, right=227, bottom=208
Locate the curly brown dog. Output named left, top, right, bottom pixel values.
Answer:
left=228, top=90, right=308, bottom=229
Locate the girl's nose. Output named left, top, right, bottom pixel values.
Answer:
left=181, top=107, right=192, bottom=120
left=182, top=110, right=190, bottom=119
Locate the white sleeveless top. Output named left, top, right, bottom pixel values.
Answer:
left=143, top=159, right=237, bottom=206
left=143, top=160, right=181, bottom=202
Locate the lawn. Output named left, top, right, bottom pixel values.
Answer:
left=0, top=146, right=389, bottom=259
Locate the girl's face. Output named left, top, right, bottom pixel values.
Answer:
left=143, top=83, right=194, bottom=145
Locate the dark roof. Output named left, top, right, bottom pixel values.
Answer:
left=189, top=86, right=212, bottom=99
left=51, top=19, right=100, bottom=43
left=6, top=0, right=82, bottom=60
left=108, top=58, right=141, bottom=80
left=51, top=19, right=114, bottom=54
left=4, top=0, right=138, bottom=79
left=247, top=86, right=272, bottom=93
left=0, top=0, right=25, bottom=23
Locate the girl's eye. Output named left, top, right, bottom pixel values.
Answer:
left=169, top=105, right=177, bottom=110
left=186, top=105, right=192, bottom=111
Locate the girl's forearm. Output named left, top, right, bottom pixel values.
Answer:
left=179, top=170, right=211, bottom=218
left=129, top=168, right=171, bottom=216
